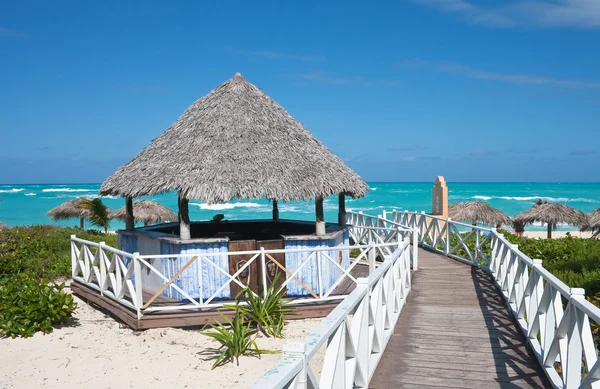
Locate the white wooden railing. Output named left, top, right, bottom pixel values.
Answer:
left=347, top=211, right=419, bottom=270
left=250, top=237, right=412, bottom=389
left=388, top=210, right=600, bottom=389
left=71, top=217, right=415, bottom=319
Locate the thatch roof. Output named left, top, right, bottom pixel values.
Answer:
left=0, top=222, right=7, bottom=231
left=47, top=198, right=94, bottom=220
left=448, top=201, right=512, bottom=225
left=99, top=73, right=368, bottom=203
left=112, top=200, right=176, bottom=224
left=582, top=208, right=600, bottom=232
left=513, top=202, right=586, bottom=227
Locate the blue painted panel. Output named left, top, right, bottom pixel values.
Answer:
left=283, top=235, right=348, bottom=297
left=159, top=241, right=230, bottom=302
left=119, top=234, right=138, bottom=253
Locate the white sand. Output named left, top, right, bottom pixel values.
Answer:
left=0, top=287, right=323, bottom=389
left=523, top=230, right=593, bottom=239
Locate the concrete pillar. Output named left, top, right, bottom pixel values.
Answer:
left=431, top=176, right=448, bottom=217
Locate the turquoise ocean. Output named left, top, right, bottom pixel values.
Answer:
left=0, top=183, right=599, bottom=231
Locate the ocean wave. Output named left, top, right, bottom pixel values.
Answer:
left=370, top=187, right=378, bottom=191
left=0, top=188, right=24, bottom=193
left=191, top=202, right=263, bottom=211
left=42, top=188, right=94, bottom=193
left=473, top=195, right=598, bottom=203
left=25, top=193, right=36, bottom=196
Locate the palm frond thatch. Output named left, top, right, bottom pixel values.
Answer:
left=112, top=200, right=176, bottom=225
left=582, top=208, right=600, bottom=237
left=448, top=201, right=512, bottom=225
left=99, top=73, right=368, bottom=203
left=46, top=198, right=94, bottom=220
left=0, top=222, right=7, bottom=231
left=514, top=202, right=586, bottom=227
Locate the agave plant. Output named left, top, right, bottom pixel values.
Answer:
left=201, top=305, right=275, bottom=369
left=231, top=273, right=293, bottom=338
left=77, top=198, right=110, bottom=233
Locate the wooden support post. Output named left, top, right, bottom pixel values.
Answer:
left=316, top=195, right=325, bottom=235
left=79, top=217, right=84, bottom=229
left=547, top=223, right=552, bottom=239
left=338, top=194, right=346, bottom=225
left=179, top=196, right=191, bottom=240
left=272, top=199, right=279, bottom=221
left=125, top=197, right=134, bottom=231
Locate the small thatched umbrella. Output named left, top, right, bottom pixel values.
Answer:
left=514, top=202, right=586, bottom=239
left=99, top=73, right=368, bottom=238
left=448, top=201, right=512, bottom=226
left=582, top=208, right=600, bottom=237
left=0, top=222, right=7, bottom=231
left=112, top=200, right=176, bottom=226
left=47, top=198, right=93, bottom=228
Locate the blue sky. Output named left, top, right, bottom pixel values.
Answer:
left=1, top=0, right=599, bottom=183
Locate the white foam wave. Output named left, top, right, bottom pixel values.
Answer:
left=42, top=188, right=94, bottom=193
left=370, top=187, right=378, bottom=191
left=0, top=188, right=24, bottom=193
left=473, top=195, right=598, bottom=203
left=192, top=202, right=263, bottom=211
left=25, top=193, right=36, bottom=196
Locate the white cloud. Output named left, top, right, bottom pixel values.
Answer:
left=407, top=0, right=600, bottom=29
left=398, top=59, right=600, bottom=89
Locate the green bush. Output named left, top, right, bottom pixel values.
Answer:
left=502, top=233, right=600, bottom=299
left=231, top=273, right=292, bottom=338
left=201, top=304, right=276, bottom=369
left=0, top=225, right=116, bottom=281
left=0, top=274, right=77, bottom=338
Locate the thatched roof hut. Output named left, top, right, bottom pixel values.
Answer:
left=112, top=200, right=176, bottom=226
left=514, top=202, right=586, bottom=239
left=448, top=201, right=512, bottom=226
left=100, top=73, right=367, bottom=238
left=47, top=198, right=93, bottom=229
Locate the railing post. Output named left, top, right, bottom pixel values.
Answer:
left=283, top=341, right=307, bottom=389
left=565, top=288, right=586, bottom=388
left=368, top=245, right=376, bottom=274
left=317, top=251, right=323, bottom=298
left=70, top=235, right=77, bottom=278
left=382, top=210, right=387, bottom=221
left=132, top=252, right=143, bottom=319
left=412, top=228, right=419, bottom=270
left=445, top=218, right=452, bottom=255
left=99, top=241, right=106, bottom=296
left=260, top=247, right=267, bottom=298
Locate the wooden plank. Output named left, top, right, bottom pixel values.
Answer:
left=228, top=240, right=258, bottom=297
left=72, top=279, right=341, bottom=330
left=369, top=248, right=551, bottom=389
left=71, top=281, right=139, bottom=330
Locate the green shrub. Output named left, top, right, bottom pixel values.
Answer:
left=231, top=274, right=292, bottom=338
left=0, top=274, right=77, bottom=338
left=0, top=225, right=116, bottom=281
left=201, top=305, right=276, bottom=369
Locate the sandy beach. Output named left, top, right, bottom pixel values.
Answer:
left=523, top=230, right=593, bottom=239
left=0, top=287, right=323, bottom=389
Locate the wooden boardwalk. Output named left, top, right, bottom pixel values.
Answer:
left=370, top=249, right=551, bottom=389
